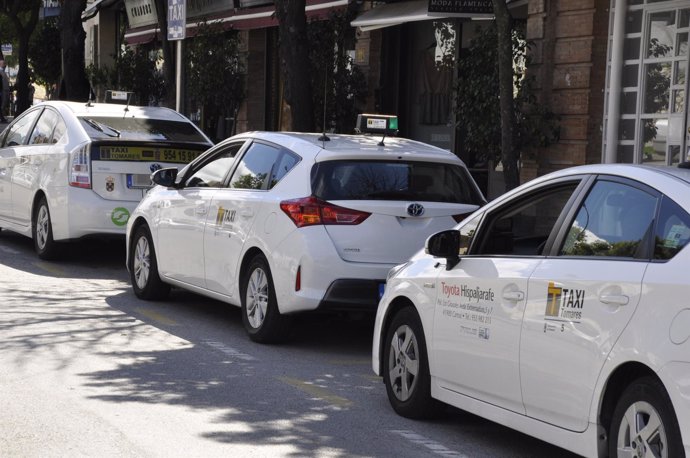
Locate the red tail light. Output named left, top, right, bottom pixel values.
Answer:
left=69, top=143, right=92, bottom=189
left=280, top=196, right=371, bottom=228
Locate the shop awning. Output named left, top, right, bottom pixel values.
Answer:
left=351, top=0, right=525, bottom=32
left=82, top=0, right=122, bottom=21
left=124, top=0, right=348, bottom=45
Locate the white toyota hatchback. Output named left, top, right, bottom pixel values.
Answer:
left=126, top=117, right=485, bottom=343
left=0, top=101, right=212, bottom=259
left=373, top=164, right=690, bottom=457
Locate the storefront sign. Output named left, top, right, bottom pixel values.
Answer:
left=428, top=0, right=493, bottom=15
left=187, top=0, right=233, bottom=19
left=125, top=0, right=158, bottom=28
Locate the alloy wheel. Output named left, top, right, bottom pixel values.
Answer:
left=133, top=236, right=151, bottom=290
left=616, top=400, right=668, bottom=458
left=35, top=205, right=50, bottom=250
left=245, top=267, right=269, bottom=329
left=388, top=324, right=420, bottom=402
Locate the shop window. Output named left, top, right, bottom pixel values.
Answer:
left=643, top=62, right=671, bottom=114
left=647, top=11, right=675, bottom=57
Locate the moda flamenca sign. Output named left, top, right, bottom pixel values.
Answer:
left=428, top=0, right=493, bottom=14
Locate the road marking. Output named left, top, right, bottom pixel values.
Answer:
left=134, top=307, right=179, bottom=326
left=389, top=430, right=468, bottom=457
left=279, top=376, right=353, bottom=409
left=201, top=339, right=256, bottom=361
left=0, top=245, right=20, bottom=255
left=33, top=261, right=66, bottom=277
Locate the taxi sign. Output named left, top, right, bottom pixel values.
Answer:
left=356, top=114, right=399, bottom=136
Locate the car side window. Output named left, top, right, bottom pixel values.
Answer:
left=184, top=143, right=242, bottom=188
left=268, top=151, right=299, bottom=189
left=473, top=183, right=579, bottom=256
left=29, top=109, right=60, bottom=145
left=4, top=109, right=41, bottom=147
left=229, top=142, right=281, bottom=190
left=560, top=180, right=657, bottom=258
left=654, top=196, right=690, bottom=260
left=458, top=213, right=482, bottom=255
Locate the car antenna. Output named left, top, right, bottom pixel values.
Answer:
left=317, top=70, right=330, bottom=147
left=123, top=93, right=131, bottom=118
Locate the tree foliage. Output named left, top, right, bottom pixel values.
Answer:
left=28, top=17, right=61, bottom=90
left=186, top=20, right=244, bottom=139
left=59, top=0, right=90, bottom=102
left=455, top=23, right=559, bottom=180
left=307, top=9, right=366, bottom=134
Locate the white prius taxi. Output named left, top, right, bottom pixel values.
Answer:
left=373, top=164, right=690, bottom=457
left=126, top=115, right=485, bottom=343
left=0, top=100, right=212, bottom=259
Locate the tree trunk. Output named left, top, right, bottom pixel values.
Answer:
left=493, top=0, right=519, bottom=191
left=275, top=0, right=314, bottom=132
left=59, top=0, right=90, bottom=102
left=154, top=0, right=175, bottom=108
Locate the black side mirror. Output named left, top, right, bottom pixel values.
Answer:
left=152, top=167, right=178, bottom=187
left=426, top=230, right=461, bottom=270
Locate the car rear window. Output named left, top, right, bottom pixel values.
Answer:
left=311, top=160, right=484, bottom=205
left=78, top=116, right=208, bottom=143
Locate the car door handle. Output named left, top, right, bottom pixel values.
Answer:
left=240, top=208, right=254, bottom=218
left=599, top=294, right=629, bottom=306
left=503, top=291, right=525, bottom=302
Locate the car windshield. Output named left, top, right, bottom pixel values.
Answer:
left=311, top=160, right=484, bottom=204
left=78, top=116, right=207, bottom=143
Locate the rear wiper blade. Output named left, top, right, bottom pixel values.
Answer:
left=84, top=118, right=121, bottom=138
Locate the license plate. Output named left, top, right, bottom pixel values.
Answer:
left=378, top=283, right=386, bottom=299
left=127, top=174, right=152, bottom=189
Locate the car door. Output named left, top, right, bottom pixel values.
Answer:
left=155, top=147, right=239, bottom=288
left=521, top=177, right=658, bottom=432
left=203, top=141, right=299, bottom=297
left=0, top=108, right=41, bottom=223
left=11, top=108, right=64, bottom=226
left=432, top=178, right=583, bottom=414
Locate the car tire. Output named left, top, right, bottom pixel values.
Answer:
left=32, top=196, right=60, bottom=260
left=129, top=224, right=170, bottom=300
left=383, top=306, right=440, bottom=419
left=608, top=376, right=683, bottom=458
left=241, top=254, right=291, bottom=344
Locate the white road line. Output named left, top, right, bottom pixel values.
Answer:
left=201, top=339, right=257, bottom=361
left=389, top=430, right=468, bottom=457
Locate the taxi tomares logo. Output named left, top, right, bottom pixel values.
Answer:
left=545, top=281, right=584, bottom=322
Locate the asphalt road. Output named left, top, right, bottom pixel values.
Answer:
left=0, top=230, right=578, bottom=457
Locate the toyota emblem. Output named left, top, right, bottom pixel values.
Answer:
left=407, top=203, right=425, bottom=217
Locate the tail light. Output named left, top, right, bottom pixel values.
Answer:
left=280, top=196, right=370, bottom=228
left=69, top=143, right=91, bottom=189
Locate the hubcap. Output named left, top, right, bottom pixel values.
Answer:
left=616, top=401, right=667, bottom=458
left=388, top=324, right=420, bottom=402
left=36, top=205, right=50, bottom=250
left=133, top=236, right=151, bottom=290
left=246, top=267, right=268, bottom=329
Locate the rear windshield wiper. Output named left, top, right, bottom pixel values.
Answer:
left=83, top=118, right=121, bottom=138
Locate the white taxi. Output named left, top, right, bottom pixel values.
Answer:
left=373, top=164, right=690, bottom=457
left=0, top=101, right=212, bottom=259
left=126, top=115, right=485, bottom=343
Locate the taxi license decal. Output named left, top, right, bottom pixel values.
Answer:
left=111, top=207, right=130, bottom=226
left=544, top=281, right=584, bottom=324
left=95, top=146, right=202, bottom=163
left=215, top=207, right=236, bottom=226
left=437, top=282, right=494, bottom=341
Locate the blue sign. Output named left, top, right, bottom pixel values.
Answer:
left=167, top=0, right=186, bottom=41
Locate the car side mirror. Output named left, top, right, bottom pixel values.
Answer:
left=426, top=230, right=461, bottom=270
left=152, top=167, right=178, bottom=187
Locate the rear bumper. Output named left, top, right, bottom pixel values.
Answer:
left=317, top=279, right=384, bottom=311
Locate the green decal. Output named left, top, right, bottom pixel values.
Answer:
left=111, top=207, right=130, bottom=226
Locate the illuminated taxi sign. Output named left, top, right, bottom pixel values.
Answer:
left=96, top=146, right=202, bottom=163
left=356, top=114, right=399, bottom=136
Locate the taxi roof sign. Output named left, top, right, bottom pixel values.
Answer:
left=356, top=114, right=399, bottom=136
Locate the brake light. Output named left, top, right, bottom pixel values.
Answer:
left=280, top=196, right=370, bottom=228
left=69, top=143, right=92, bottom=189
left=295, top=266, right=301, bottom=291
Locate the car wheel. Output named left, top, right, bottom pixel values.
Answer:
left=383, top=306, right=439, bottom=419
left=609, top=376, right=683, bottom=458
left=129, top=225, right=170, bottom=300
left=32, top=196, right=60, bottom=260
left=241, top=254, right=290, bottom=344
